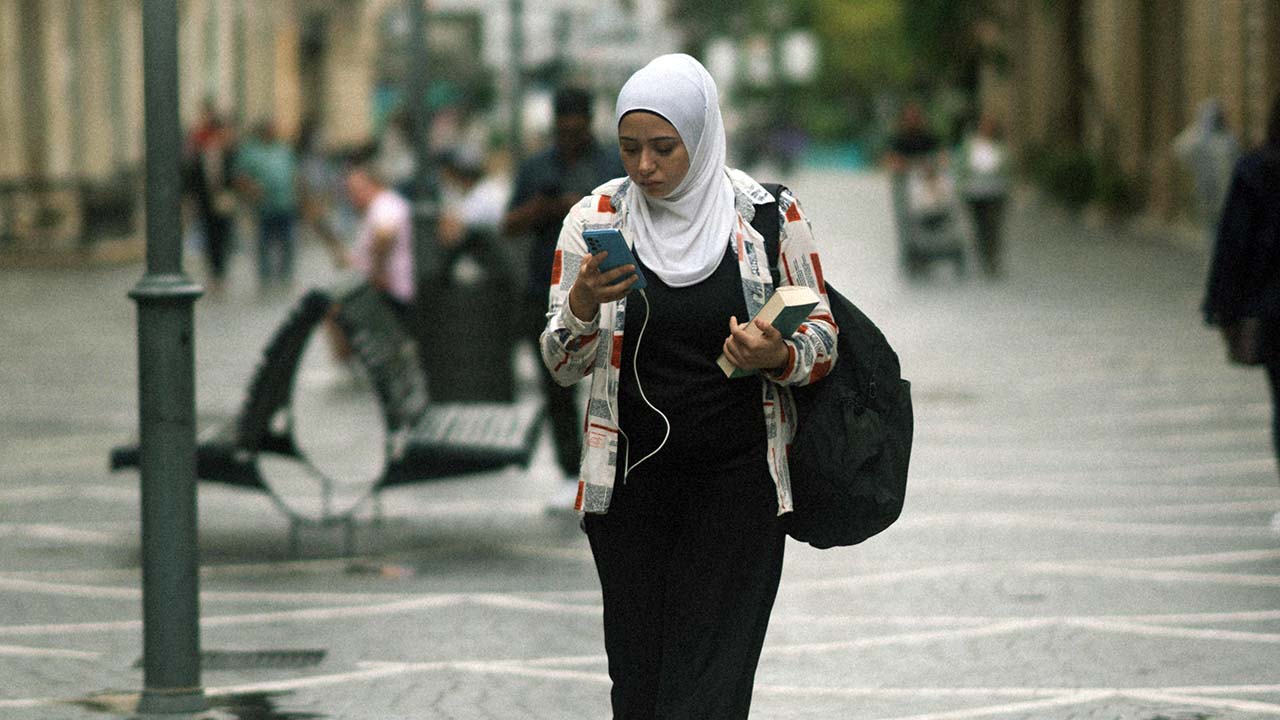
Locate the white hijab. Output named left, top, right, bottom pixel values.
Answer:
left=615, top=54, right=736, bottom=288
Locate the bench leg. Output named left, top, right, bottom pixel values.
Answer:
left=289, top=518, right=302, bottom=559
left=342, top=516, right=356, bottom=558
left=371, top=491, right=385, bottom=528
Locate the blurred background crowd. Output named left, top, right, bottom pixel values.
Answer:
left=0, top=0, right=1276, bottom=275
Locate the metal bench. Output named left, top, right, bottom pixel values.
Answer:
left=110, top=276, right=543, bottom=555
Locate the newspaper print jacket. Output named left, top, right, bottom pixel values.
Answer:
left=540, top=169, right=838, bottom=515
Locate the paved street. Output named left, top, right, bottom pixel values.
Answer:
left=1, top=167, right=1277, bottom=719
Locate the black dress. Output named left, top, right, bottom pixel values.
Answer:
left=584, top=246, right=785, bottom=720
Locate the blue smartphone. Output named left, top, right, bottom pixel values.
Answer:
left=582, top=228, right=647, bottom=290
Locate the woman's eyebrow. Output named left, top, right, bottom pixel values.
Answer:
left=619, top=134, right=681, bottom=143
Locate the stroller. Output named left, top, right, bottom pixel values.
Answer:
left=891, top=155, right=967, bottom=278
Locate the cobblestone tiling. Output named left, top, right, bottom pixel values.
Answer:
left=0, top=169, right=1276, bottom=719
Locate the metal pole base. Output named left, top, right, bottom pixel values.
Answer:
left=134, top=685, right=209, bottom=716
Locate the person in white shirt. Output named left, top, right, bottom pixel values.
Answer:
left=958, top=112, right=1011, bottom=277
left=316, top=161, right=416, bottom=368
left=436, top=145, right=511, bottom=285
left=344, top=162, right=415, bottom=317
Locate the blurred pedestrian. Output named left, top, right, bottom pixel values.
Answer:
left=376, top=109, right=418, bottom=199
left=184, top=96, right=220, bottom=159
left=770, top=108, right=808, bottom=174
left=1174, top=98, right=1240, bottom=229
left=885, top=101, right=941, bottom=174
left=296, top=116, right=340, bottom=244
left=438, top=145, right=511, bottom=286
left=958, top=112, right=1011, bottom=277
left=540, top=54, right=837, bottom=718
left=1202, top=94, right=1280, bottom=533
left=315, top=159, right=415, bottom=371
left=343, top=160, right=415, bottom=322
left=184, top=114, right=238, bottom=296
left=886, top=102, right=963, bottom=277
left=502, top=87, right=625, bottom=511
left=234, top=118, right=300, bottom=291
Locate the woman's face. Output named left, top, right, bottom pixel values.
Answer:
left=618, top=111, right=691, bottom=199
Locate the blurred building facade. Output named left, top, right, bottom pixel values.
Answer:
left=0, top=0, right=672, bottom=267
left=977, top=0, right=1279, bottom=237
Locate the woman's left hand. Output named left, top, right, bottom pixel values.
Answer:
left=723, top=316, right=789, bottom=373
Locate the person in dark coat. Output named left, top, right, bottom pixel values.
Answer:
left=502, top=87, right=625, bottom=511
left=185, top=115, right=238, bottom=296
left=1202, top=94, right=1280, bottom=533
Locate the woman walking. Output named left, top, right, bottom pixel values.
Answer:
left=540, top=54, right=838, bottom=718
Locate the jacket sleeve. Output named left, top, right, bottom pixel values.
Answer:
left=1203, top=157, right=1265, bottom=326
left=766, top=188, right=839, bottom=386
left=539, top=200, right=602, bottom=386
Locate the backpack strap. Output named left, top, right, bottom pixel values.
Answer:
left=751, top=182, right=786, bottom=287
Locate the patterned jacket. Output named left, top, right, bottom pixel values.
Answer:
left=540, top=169, right=838, bottom=514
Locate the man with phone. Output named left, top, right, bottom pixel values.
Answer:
left=502, top=87, right=625, bottom=512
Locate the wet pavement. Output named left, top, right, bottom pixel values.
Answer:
left=1, top=167, right=1277, bottom=719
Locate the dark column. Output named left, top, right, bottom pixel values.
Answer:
left=508, top=0, right=525, bottom=168
left=1142, top=0, right=1184, bottom=219
left=17, top=0, right=48, bottom=178
left=108, top=0, right=127, bottom=168
left=234, top=0, right=247, bottom=128
left=130, top=0, right=207, bottom=715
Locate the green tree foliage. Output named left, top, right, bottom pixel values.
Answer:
left=899, top=0, right=987, bottom=87
left=665, top=0, right=770, bottom=51
left=662, top=0, right=987, bottom=141
left=789, top=0, right=912, bottom=140
left=811, top=0, right=911, bottom=96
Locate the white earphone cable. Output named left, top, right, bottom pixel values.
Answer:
left=616, top=288, right=670, bottom=481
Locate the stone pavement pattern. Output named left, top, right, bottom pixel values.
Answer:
left=0, top=169, right=1277, bottom=719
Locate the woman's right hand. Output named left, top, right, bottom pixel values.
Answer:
left=568, top=251, right=639, bottom=321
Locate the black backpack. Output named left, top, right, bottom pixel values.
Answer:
left=753, top=183, right=914, bottom=549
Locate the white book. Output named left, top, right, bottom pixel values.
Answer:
left=716, top=285, right=820, bottom=378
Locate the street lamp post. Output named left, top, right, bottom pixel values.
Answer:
left=404, top=0, right=447, bottom=392
left=405, top=0, right=440, bottom=291
left=131, top=0, right=206, bottom=715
